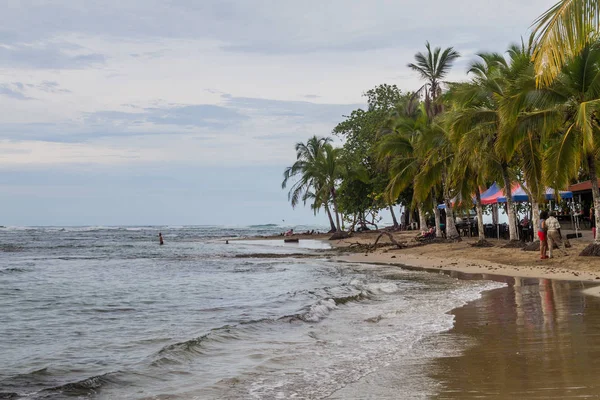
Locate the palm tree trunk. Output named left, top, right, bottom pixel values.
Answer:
left=417, top=203, right=427, bottom=231
left=389, top=204, right=399, bottom=229
left=588, top=155, right=600, bottom=244
left=501, top=163, right=518, bottom=241
left=521, top=184, right=539, bottom=242
left=531, top=200, right=540, bottom=241
left=432, top=189, right=442, bottom=238
left=443, top=196, right=461, bottom=240
left=324, top=203, right=336, bottom=233
left=442, top=171, right=461, bottom=240
left=475, top=187, right=485, bottom=242
left=330, top=188, right=341, bottom=232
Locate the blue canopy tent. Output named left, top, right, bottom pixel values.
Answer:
left=544, top=187, right=573, bottom=200
left=438, top=182, right=502, bottom=209
left=497, top=184, right=529, bottom=203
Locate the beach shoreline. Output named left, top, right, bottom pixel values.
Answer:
left=239, top=230, right=600, bottom=285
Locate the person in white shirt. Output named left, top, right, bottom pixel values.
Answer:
left=546, top=212, right=567, bottom=258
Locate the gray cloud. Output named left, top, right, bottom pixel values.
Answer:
left=0, top=41, right=105, bottom=69
left=0, top=95, right=363, bottom=144
left=0, top=1, right=552, bottom=57
left=0, top=80, right=71, bottom=100
left=86, top=104, right=249, bottom=129
left=0, top=83, right=33, bottom=100
left=223, top=95, right=363, bottom=123
left=32, top=81, right=72, bottom=94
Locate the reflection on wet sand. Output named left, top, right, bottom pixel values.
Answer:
left=432, top=277, right=600, bottom=399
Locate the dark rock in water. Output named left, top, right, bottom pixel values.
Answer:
left=284, top=238, right=299, bottom=243
left=580, top=243, right=600, bottom=256
left=0, top=393, right=19, bottom=399
left=329, top=231, right=350, bottom=240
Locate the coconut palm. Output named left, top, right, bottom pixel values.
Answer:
left=499, top=40, right=549, bottom=241
left=412, top=121, right=462, bottom=240
left=282, top=136, right=337, bottom=232
left=532, top=0, right=600, bottom=87
left=408, top=42, right=460, bottom=119
left=404, top=42, right=461, bottom=236
left=310, top=144, right=346, bottom=232
left=377, top=98, right=433, bottom=232
left=537, top=42, right=600, bottom=254
left=448, top=52, right=522, bottom=241
left=446, top=89, right=492, bottom=243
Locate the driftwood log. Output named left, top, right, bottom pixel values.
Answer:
left=369, top=232, right=405, bottom=252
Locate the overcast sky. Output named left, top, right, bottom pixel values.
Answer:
left=0, top=0, right=555, bottom=226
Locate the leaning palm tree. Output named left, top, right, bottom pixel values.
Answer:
left=308, top=143, right=346, bottom=232
left=499, top=40, right=549, bottom=241
left=538, top=42, right=600, bottom=255
left=413, top=121, right=462, bottom=240
left=448, top=53, right=522, bottom=241
left=282, top=136, right=337, bottom=232
left=446, top=90, right=492, bottom=244
left=405, top=42, right=461, bottom=235
left=532, top=0, right=600, bottom=86
left=377, top=99, right=431, bottom=232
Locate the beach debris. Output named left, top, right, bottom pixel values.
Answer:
left=329, top=231, right=351, bottom=240
left=579, top=243, right=600, bottom=257
left=502, top=240, right=526, bottom=249
left=470, top=239, right=494, bottom=248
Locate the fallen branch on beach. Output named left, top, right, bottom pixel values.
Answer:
left=372, top=232, right=406, bottom=249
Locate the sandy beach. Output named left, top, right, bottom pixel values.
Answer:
left=319, top=230, right=600, bottom=284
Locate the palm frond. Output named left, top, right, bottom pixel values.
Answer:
left=532, top=0, right=600, bottom=86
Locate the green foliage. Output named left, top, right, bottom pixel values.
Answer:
left=281, top=0, right=600, bottom=244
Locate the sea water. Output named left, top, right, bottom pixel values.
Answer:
left=0, top=226, right=503, bottom=399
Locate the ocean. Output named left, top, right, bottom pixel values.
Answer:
left=0, top=226, right=504, bottom=399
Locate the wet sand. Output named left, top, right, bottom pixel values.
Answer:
left=333, top=231, right=600, bottom=283
left=242, top=231, right=600, bottom=397
left=432, top=276, right=600, bottom=399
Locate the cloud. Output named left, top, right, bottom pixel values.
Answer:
left=85, top=104, right=249, bottom=129
left=222, top=95, right=363, bottom=123
left=0, top=41, right=105, bottom=69
left=0, top=83, right=33, bottom=100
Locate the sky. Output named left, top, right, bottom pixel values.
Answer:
left=0, top=0, right=556, bottom=227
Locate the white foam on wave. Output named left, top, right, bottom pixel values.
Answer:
left=244, top=275, right=506, bottom=399
left=350, top=279, right=400, bottom=294
left=302, top=299, right=337, bottom=322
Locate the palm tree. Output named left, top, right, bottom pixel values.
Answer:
left=407, top=42, right=461, bottom=238
left=310, top=144, right=346, bottom=232
left=377, top=98, right=432, bottom=232
left=532, top=0, right=600, bottom=86
left=538, top=42, right=600, bottom=254
left=408, top=42, right=460, bottom=119
left=499, top=40, right=548, bottom=241
left=447, top=92, right=491, bottom=244
left=448, top=52, right=522, bottom=241
left=412, top=121, right=462, bottom=240
left=282, top=136, right=337, bottom=232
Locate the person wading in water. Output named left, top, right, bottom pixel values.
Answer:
left=159, top=233, right=164, bottom=245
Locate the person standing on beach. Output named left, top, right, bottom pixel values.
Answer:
left=546, top=212, right=567, bottom=258
left=159, top=233, right=164, bottom=245
left=539, top=211, right=548, bottom=259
